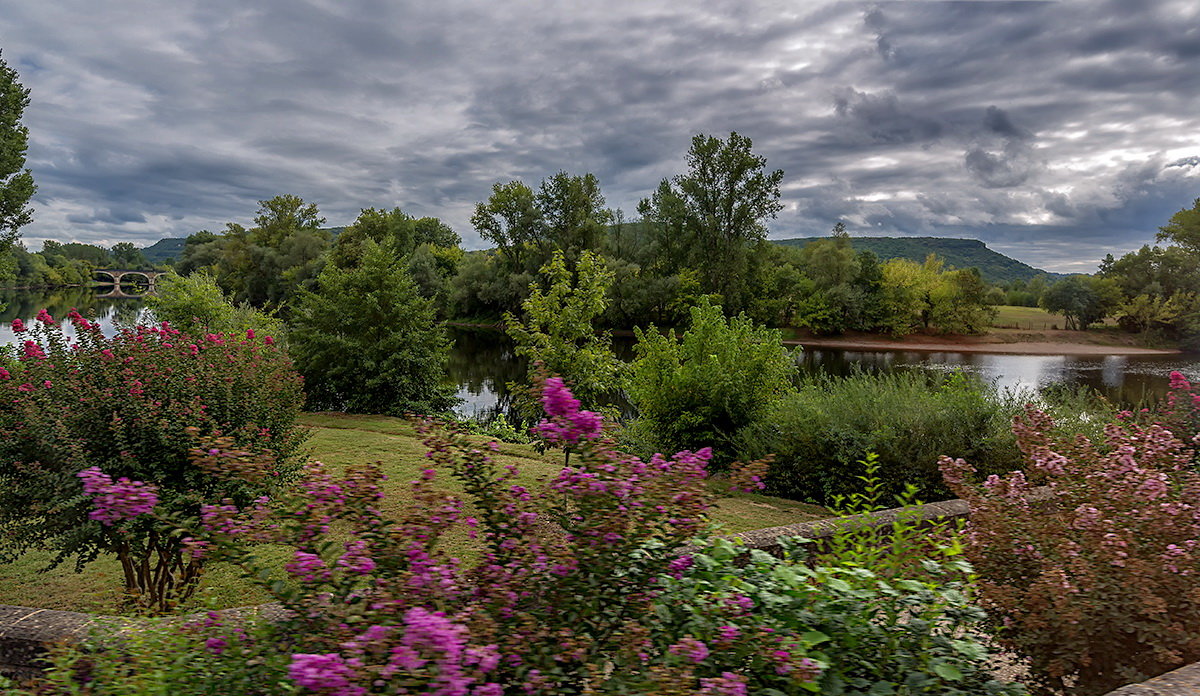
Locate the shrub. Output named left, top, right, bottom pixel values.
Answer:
left=941, top=405, right=1200, bottom=695
left=288, top=241, right=456, bottom=415
left=626, top=299, right=798, bottom=468
left=146, top=271, right=285, bottom=339
left=8, top=379, right=1029, bottom=695
left=0, top=310, right=306, bottom=612
left=741, top=370, right=1022, bottom=505
left=504, top=249, right=623, bottom=421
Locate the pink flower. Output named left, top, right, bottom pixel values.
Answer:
left=668, top=637, right=709, bottom=663
left=10, top=318, right=25, bottom=333
left=77, top=467, right=159, bottom=525
left=246, top=328, right=256, bottom=339
left=289, top=653, right=364, bottom=696
left=35, top=309, right=53, bottom=325
left=264, top=335, right=275, bottom=345
left=17, top=383, right=33, bottom=392
left=22, top=341, right=46, bottom=360
left=0, top=367, right=9, bottom=380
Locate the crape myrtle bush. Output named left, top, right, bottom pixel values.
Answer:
left=940, top=375, right=1200, bottom=695
left=0, top=310, right=306, bottom=611
left=741, top=371, right=1022, bottom=505
left=6, top=378, right=1025, bottom=695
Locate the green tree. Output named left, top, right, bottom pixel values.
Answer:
left=289, top=241, right=454, bottom=415
left=216, top=195, right=329, bottom=308
left=111, top=241, right=147, bottom=268
left=1040, top=275, right=1121, bottom=330
left=147, top=272, right=285, bottom=338
left=504, top=250, right=623, bottom=419
left=471, top=180, right=542, bottom=267
left=0, top=51, right=35, bottom=248
left=636, top=132, right=784, bottom=310
left=626, top=300, right=798, bottom=469
left=1157, top=198, right=1200, bottom=254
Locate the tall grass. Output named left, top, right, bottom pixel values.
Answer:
left=738, top=369, right=1114, bottom=505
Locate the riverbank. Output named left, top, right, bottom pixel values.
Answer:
left=785, top=328, right=1182, bottom=356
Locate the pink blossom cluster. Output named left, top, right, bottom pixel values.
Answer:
left=77, top=467, right=159, bottom=525
left=531, top=377, right=604, bottom=444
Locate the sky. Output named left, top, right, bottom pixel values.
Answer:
left=2, top=0, right=1198, bottom=273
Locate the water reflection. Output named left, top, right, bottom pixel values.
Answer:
left=5, top=290, right=1199, bottom=416
left=0, top=286, right=152, bottom=346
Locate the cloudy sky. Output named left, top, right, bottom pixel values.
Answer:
left=2, top=0, right=1198, bottom=272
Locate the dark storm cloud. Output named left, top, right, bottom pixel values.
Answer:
left=2, top=0, right=1198, bottom=271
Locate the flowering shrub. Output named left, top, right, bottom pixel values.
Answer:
left=10, top=379, right=1026, bottom=695
left=941, top=406, right=1200, bottom=695
left=0, top=310, right=306, bottom=612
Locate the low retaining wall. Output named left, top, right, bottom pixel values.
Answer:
left=1103, top=661, right=1200, bottom=695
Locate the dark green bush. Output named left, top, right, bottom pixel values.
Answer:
left=740, top=370, right=1023, bottom=504
left=625, top=299, right=798, bottom=469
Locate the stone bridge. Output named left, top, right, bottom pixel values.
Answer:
left=93, top=269, right=165, bottom=290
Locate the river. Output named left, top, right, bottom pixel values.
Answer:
left=4, top=287, right=1199, bottom=418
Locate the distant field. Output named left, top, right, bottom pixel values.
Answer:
left=991, top=305, right=1117, bottom=330
left=0, top=413, right=827, bottom=614
left=991, top=305, right=1060, bottom=329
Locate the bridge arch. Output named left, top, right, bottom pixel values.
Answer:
left=93, top=269, right=165, bottom=290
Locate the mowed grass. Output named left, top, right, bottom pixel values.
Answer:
left=990, top=305, right=1060, bottom=330
left=991, top=304, right=1118, bottom=329
left=0, top=413, right=827, bottom=615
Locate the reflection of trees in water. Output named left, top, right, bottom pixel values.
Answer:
left=0, top=287, right=135, bottom=322
left=445, top=328, right=525, bottom=422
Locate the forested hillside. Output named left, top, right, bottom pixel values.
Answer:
left=775, top=236, right=1057, bottom=284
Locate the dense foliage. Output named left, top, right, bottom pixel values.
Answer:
left=146, top=272, right=285, bottom=338
left=942, top=375, right=1200, bottom=695
left=625, top=300, right=798, bottom=468
left=4, top=380, right=1023, bottom=695
left=0, top=50, right=34, bottom=251
left=0, top=311, right=306, bottom=610
left=288, top=241, right=455, bottom=415
left=504, top=249, right=623, bottom=419
left=741, top=371, right=1022, bottom=505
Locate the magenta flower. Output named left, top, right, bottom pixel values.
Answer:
left=22, top=341, right=46, bottom=360
left=35, top=309, right=53, bottom=325
left=10, top=318, right=25, bottom=333
left=532, top=377, right=604, bottom=444
left=17, top=383, right=33, bottom=392
left=77, top=467, right=159, bottom=525
left=668, top=637, right=710, bottom=663
left=289, top=653, right=364, bottom=696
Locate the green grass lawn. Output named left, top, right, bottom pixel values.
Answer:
left=991, top=304, right=1118, bottom=330
left=0, top=413, right=828, bottom=615
left=990, top=305, right=1060, bottom=329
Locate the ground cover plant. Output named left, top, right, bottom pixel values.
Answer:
left=941, top=372, right=1200, bottom=695
left=2, top=379, right=1026, bottom=696
left=0, top=311, right=305, bottom=612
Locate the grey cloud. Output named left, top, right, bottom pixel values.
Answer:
left=833, top=88, right=943, bottom=144
left=1, top=0, right=1197, bottom=270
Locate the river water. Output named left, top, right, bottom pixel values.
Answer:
left=4, top=288, right=1198, bottom=418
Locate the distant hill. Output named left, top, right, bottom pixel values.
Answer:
left=773, top=236, right=1059, bottom=285
left=141, top=237, right=187, bottom=264
left=141, top=227, right=347, bottom=265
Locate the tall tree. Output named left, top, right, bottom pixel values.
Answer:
left=1157, top=198, right=1200, bottom=254
left=637, top=132, right=783, bottom=310
left=0, top=51, right=35, bottom=247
